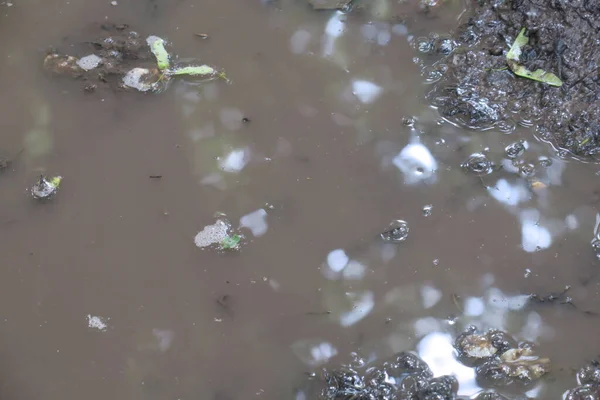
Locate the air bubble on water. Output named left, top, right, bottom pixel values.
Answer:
left=461, top=153, right=494, bottom=175
left=349, top=352, right=366, bottom=368
left=538, top=156, right=552, bottom=168
left=496, top=119, right=516, bottom=133
left=402, top=116, right=415, bottom=127
left=417, top=37, right=433, bottom=53
left=422, top=204, right=433, bottom=217
left=505, top=140, right=526, bottom=159
left=592, top=237, right=600, bottom=260
left=519, top=163, right=536, bottom=177
left=381, top=220, right=409, bottom=242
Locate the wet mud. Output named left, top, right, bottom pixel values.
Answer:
left=43, top=23, right=155, bottom=92
left=2, top=0, right=600, bottom=399
left=427, top=0, right=600, bottom=157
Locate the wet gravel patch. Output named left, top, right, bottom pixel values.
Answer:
left=426, top=0, right=600, bottom=157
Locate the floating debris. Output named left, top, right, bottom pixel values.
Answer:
left=44, top=27, right=224, bottom=94
left=43, top=54, right=84, bottom=76
left=194, top=219, right=231, bottom=248
left=31, top=175, right=62, bottom=199
left=507, top=28, right=562, bottom=87
left=76, top=54, right=103, bottom=71
left=462, top=153, right=494, bottom=175
left=87, top=314, right=109, bottom=331
left=122, top=67, right=162, bottom=92
left=380, top=220, right=409, bottom=242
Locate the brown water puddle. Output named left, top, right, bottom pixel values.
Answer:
left=0, top=0, right=599, bottom=399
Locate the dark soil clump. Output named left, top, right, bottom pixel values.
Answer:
left=427, top=0, right=600, bottom=157
left=43, top=23, right=155, bottom=92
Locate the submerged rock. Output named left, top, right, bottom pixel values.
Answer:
left=476, top=346, right=551, bottom=387
left=564, top=362, right=600, bottom=400
left=320, top=352, right=458, bottom=400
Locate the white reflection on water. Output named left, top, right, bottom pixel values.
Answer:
left=322, top=11, right=345, bottom=57
left=339, top=291, right=374, bottom=327
left=360, top=22, right=391, bottom=46
left=487, top=178, right=530, bottom=207
left=290, top=29, right=311, bottom=54
left=291, top=339, right=338, bottom=367
left=152, top=329, right=174, bottom=352
left=420, top=284, right=442, bottom=309
left=219, top=148, right=249, bottom=173
left=392, top=142, right=438, bottom=185
left=352, top=80, right=383, bottom=104
left=327, top=249, right=349, bottom=273
left=323, top=249, right=366, bottom=281
left=520, top=209, right=552, bottom=252
left=240, top=208, right=268, bottom=237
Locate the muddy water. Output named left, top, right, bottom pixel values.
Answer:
left=1, top=0, right=599, bottom=399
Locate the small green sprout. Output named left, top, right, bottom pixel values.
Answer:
left=220, top=234, right=241, bottom=250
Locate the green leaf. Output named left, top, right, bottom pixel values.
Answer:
left=220, top=234, right=241, bottom=250
left=49, top=176, right=62, bottom=188
left=507, top=28, right=529, bottom=62
left=168, top=65, right=217, bottom=77
left=147, top=36, right=170, bottom=70
left=507, top=60, right=563, bottom=87
left=506, top=28, right=562, bottom=87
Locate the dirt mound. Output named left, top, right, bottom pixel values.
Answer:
left=427, top=0, right=600, bottom=157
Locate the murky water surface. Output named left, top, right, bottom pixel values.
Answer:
left=1, top=0, right=599, bottom=399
